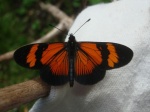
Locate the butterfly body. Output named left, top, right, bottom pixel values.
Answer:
left=14, top=34, right=133, bottom=87
left=68, top=34, right=76, bottom=86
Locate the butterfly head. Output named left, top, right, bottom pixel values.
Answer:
left=69, top=34, right=76, bottom=42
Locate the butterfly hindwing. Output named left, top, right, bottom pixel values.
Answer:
left=40, top=43, right=69, bottom=85
left=75, top=42, right=133, bottom=85
left=74, top=43, right=105, bottom=85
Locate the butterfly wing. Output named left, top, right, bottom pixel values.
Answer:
left=95, top=42, right=133, bottom=69
left=14, top=43, right=69, bottom=85
left=75, top=42, right=133, bottom=85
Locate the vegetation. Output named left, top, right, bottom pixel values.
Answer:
left=0, top=0, right=111, bottom=111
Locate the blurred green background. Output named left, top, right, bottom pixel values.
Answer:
left=0, top=0, right=111, bottom=111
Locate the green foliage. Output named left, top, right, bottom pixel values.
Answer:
left=0, top=0, right=111, bottom=111
left=89, top=0, right=111, bottom=4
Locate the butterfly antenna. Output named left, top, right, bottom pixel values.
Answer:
left=49, top=24, right=69, bottom=36
left=73, top=18, right=91, bottom=35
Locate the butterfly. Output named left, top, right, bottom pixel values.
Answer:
left=14, top=34, right=133, bottom=87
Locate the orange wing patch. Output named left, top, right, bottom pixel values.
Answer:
left=76, top=43, right=102, bottom=75
left=49, top=50, right=68, bottom=76
left=107, top=43, right=119, bottom=67
left=41, top=43, right=68, bottom=76
left=27, top=44, right=39, bottom=67
left=41, top=43, right=64, bottom=64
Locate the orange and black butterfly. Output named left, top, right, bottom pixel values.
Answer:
left=14, top=34, right=133, bottom=87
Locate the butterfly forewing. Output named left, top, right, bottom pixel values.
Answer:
left=96, top=42, right=133, bottom=69
left=14, top=43, right=48, bottom=69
